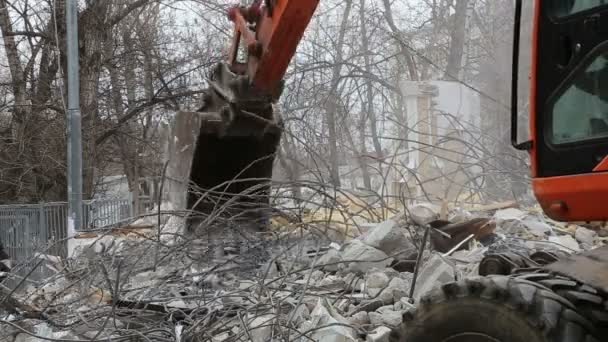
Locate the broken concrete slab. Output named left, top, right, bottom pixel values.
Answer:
left=340, top=240, right=393, bottom=274
left=318, top=248, right=342, bottom=272
left=386, top=276, right=409, bottom=303
left=366, top=326, right=392, bottom=342
left=291, top=304, right=311, bottom=326
left=319, top=275, right=346, bottom=289
left=575, top=227, right=597, bottom=247
left=521, top=218, right=553, bottom=237
left=348, top=311, right=370, bottom=326
left=309, top=298, right=357, bottom=342
left=494, top=208, right=527, bottom=222
left=248, top=314, right=274, bottom=342
left=447, top=208, right=473, bottom=224
left=549, top=235, right=581, bottom=252
left=409, top=203, right=441, bottom=226
left=361, top=216, right=414, bottom=259
left=365, top=270, right=390, bottom=290
left=311, top=270, right=325, bottom=282
left=376, top=305, right=395, bottom=314
left=369, top=309, right=402, bottom=326
left=413, top=254, right=457, bottom=302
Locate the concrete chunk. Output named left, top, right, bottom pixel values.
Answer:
left=248, top=314, right=274, bottom=342
left=348, top=311, right=370, bottom=326
left=341, top=240, right=393, bottom=273
left=575, top=227, right=597, bottom=247
left=366, top=326, right=392, bottom=342
left=369, top=310, right=402, bottom=326
left=362, top=217, right=414, bottom=258
left=549, top=235, right=581, bottom=252
left=409, top=203, right=440, bottom=226
left=309, top=298, right=357, bottom=342
left=365, top=270, right=390, bottom=290
left=413, top=254, right=456, bottom=301
left=318, top=248, right=342, bottom=272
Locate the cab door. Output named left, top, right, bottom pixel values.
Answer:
left=527, top=1, right=608, bottom=221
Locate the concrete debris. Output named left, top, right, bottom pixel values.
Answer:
left=311, top=269, right=325, bottom=281
left=369, top=309, right=402, bottom=326
left=367, top=326, right=392, bottom=342
left=318, top=248, right=343, bottom=272
left=448, top=208, right=473, bottom=223
left=319, top=275, right=346, bottom=289
left=292, top=304, right=310, bottom=326
left=361, top=216, right=414, bottom=259
left=386, top=276, right=410, bottom=303
left=129, top=216, right=156, bottom=228
left=365, top=269, right=390, bottom=290
left=549, top=234, right=581, bottom=252
left=307, top=298, right=357, bottom=342
left=348, top=311, right=370, bottom=326
left=1, top=199, right=604, bottom=342
left=409, top=203, right=441, bottom=226
left=575, top=227, right=597, bottom=248
left=413, top=254, right=457, bottom=301
left=248, top=314, right=275, bottom=342
left=519, top=217, right=552, bottom=237
left=340, top=240, right=393, bottom=273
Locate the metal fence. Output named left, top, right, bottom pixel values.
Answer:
left=0, top=199, right=133, bottom=286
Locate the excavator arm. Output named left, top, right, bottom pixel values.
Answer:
left=227, top=0, right=319, bottom=93
left=164, top=1, right=319, bottom=237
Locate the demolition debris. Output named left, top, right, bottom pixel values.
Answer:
left=0, top=199, right=606, bottom=342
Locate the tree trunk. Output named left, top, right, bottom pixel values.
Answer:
left=360, top=0, right=383, bottom=167
left=444, top=0, right=470, bottom=80
left=381, top=0, right=419, bottom=81
left=324, top=0, right=353, bottom=188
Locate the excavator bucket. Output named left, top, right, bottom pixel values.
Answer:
left=164, top=63, right=283, bottom=235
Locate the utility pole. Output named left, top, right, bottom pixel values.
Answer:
left=66, top=0, right=82, bottom=243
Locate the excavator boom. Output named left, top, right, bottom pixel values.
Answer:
left=228, top=0, right=319, bottom=93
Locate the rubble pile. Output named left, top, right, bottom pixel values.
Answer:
left=0, top=201, right=606, bottom=341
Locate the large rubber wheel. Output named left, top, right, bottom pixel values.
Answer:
left=391, top=275, right=599, bottom=342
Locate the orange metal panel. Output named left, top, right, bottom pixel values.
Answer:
left=253, top=0, right=320, bottom=91
left=593, top=155, right=608, bottom=172
left=533, top=172, right=608, bottom=221
left=529, top=0, right=541, bottom=177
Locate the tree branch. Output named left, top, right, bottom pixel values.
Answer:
left=109, top=0, right=153, bottom=27
left=95, top=90, right=207, bottom=146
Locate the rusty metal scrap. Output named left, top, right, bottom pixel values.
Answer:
left=429, top=217, right=496, bottom=253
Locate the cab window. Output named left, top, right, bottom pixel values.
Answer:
left=551, top=52, right=608, bottom=144
left=551, top=0, right=608, bottom=17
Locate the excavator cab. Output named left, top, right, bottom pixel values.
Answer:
left=512, top=0, right=608, bottom=221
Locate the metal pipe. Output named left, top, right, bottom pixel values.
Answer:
left=442, top=234, right=475, bottom=257
left=66, top=0, right=82, bottom=243
left=408, top=223, right=431, bottom=303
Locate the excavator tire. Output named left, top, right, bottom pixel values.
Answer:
left=391, top=275, right=600, bottom=342
left=515, top=272, right=608, bottom=335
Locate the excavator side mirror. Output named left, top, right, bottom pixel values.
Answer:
left=511, top=0, right=533, bottom=151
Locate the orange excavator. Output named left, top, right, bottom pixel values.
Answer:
left=165, top=1, right=607, bottom=340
